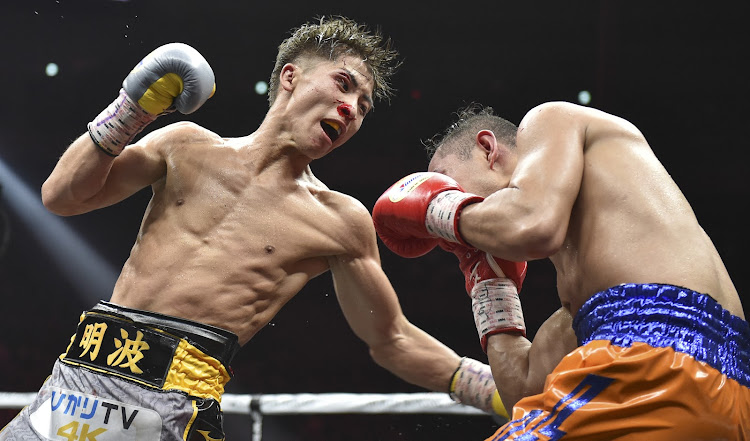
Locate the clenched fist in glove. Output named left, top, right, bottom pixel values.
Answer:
left=88, top=43, right=216, bottom=156
left=372, top=172, right=483, bottom=257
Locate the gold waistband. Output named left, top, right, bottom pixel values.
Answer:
left=61, top=311, right=231, bottom=402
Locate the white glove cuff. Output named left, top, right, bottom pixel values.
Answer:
left=471, top=278, right=526, bottom=345
left=449, top=357, right=497, bottom=413
left=88, top=89, right=158, bottom=156
left=425, top=190, right=475, bottom=244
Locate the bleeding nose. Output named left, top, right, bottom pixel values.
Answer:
left=337, top=103, right=355, bottom=120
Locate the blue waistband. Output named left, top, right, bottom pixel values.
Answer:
left=573, top=283, right=750, bottom=388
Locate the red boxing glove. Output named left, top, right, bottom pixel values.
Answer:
left=372, top=172, right=483, bottom=258
left=440, top=241, right=528, bottom=352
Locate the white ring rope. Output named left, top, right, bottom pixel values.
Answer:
left=0, top=392, right=486, bottom=416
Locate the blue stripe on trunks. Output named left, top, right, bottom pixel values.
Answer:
left=572, top=283, right=750, bottom=388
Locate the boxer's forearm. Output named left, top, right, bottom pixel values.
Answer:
left=368, top=319, right=460, bottom=392
left=486, top=307, right=576, bottom=408
left=41, top=132, right=117, bottom=215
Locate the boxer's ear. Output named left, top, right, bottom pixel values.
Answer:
left=280, top=63, right=299, bottom=92
left=476, top=130, right=500, bottom=170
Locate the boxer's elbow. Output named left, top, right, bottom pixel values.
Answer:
left=366, top=317, right=411, bottom=368
left=41, top=180, right=84, bottom=216
left=41, top=180, right=66, bottom=214
left=512, top=214, right=566, bottom=259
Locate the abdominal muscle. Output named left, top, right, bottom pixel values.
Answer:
left=111, top=238, right=327, bottom=346
left=107, top=170, right=344, bottom=346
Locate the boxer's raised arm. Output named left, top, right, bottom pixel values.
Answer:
left=41, top=43, right=215, bottom=216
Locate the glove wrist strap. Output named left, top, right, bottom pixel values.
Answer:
left=88, top=89, right=158, bottom=156
left=425, top=190, right=481, bottom=245
left=449, top=357, right=509, bottom=418
left=471, top=278, right=526, bottom=351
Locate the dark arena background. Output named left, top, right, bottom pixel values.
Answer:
left=1, top=1, right=748, bottom=439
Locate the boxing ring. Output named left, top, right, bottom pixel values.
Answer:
left=0, top=391, right=491, bottom=440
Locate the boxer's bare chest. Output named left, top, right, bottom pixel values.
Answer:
left=153, top=150, right=348, bottom=266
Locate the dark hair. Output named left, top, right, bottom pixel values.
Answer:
left=268, top=16, right=400, bottom=106
left=424, top=103, right=518, bottom=160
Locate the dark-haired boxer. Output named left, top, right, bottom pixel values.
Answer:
left=373, top=102, right=749, bottom=440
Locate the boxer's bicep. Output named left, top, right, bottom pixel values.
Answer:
left=97, top=134, right=167, bottom=207
left=327, top=199, right=406, bottom=344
